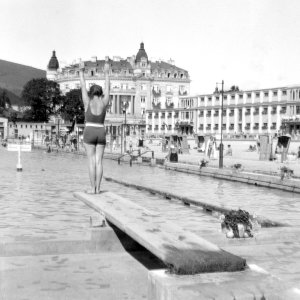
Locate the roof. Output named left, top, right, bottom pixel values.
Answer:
left=135, top=42, right=148, bottom=63
left=47, top=51, right=59, bottom=70
left=150, top=61, right=187, bottom=73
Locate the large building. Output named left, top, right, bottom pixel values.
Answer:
left=47, top=43, right=190, bottom=137
left=146, top=85, right=300, bottom=137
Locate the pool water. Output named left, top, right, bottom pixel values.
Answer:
left=1, top=147, right=299, bottom=245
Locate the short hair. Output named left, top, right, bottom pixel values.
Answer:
left=89, top=84, right=103, bottom=97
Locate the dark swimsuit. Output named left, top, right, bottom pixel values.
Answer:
left=83, top=102, right=106, bottom=145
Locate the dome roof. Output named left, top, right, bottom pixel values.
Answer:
left=135, top=42, right=148, bottom=63
left=47, top=50, right=59, bottom=70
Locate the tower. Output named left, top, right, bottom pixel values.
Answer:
left=46, top=50, right=59, bottom=80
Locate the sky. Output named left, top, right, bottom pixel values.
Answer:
left=1, top=0, right=300, bottom=94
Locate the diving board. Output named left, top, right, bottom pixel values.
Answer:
left=74, top=191, right=246, bottom=274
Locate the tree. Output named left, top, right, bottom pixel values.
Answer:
left=21, top=78, right=63, bottom=122
left=59, top=89, right=85, bottom=123
left=0, top=89, right=11, bottom=114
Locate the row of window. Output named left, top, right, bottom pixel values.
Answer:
left=198, top=107, right=288, bottom=116
left=10, top=124, right=43, bottom=129
left=200, top=122, right=277, bottom=130
left=148, top=113, right=179, bottom=118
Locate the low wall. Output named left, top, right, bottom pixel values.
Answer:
left=164, top=162, right=300, bottom=194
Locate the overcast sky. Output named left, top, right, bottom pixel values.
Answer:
left=1, top=0, right=300, bottom=94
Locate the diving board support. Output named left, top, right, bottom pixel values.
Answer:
left=74, top=191, right=246, bottom=274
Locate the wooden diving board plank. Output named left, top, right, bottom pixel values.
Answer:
left=74, top=191, right=246, bottom=274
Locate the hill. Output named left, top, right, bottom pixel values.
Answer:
left=0, top=87, right=23, bottom=106
left=0, top=59, right=46, bottom=102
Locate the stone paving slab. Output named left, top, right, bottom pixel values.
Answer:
left=0, top=252, right=149, bottom=300
left=148, top=269, right=300, bottom=300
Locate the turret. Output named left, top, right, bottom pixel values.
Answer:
left=47, top=50, right=59, bottom=80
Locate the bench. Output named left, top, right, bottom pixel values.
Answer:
left=74, top=191, right=246, bottom=274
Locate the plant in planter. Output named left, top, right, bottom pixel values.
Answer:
left=231, top=163, right=243, bottom=171
left=220, top=209, right=256, bottom=238
left=280, top=166, right=294, bottom=180
left=199, top=159, right=209, bottom=169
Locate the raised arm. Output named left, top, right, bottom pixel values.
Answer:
left=102, top=57, right=111, bottom=107
left=78, top=61, right=89, bottom=110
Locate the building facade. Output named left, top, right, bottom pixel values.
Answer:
left=146, top=85, right=300, bottom=137
left=47, top=43, right=190, bottom=137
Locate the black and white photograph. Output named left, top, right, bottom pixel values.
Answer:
left=1, top=0, right=300, bottom=299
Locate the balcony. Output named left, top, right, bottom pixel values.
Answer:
left=199, top=113, right=204, bottom=117
left=229, top=113, right=234, bottom=116
left=245, top=112, right=251, bottom=116
left=270, top=125, right=276, bottom=130
left=165, top=101, right=174, bottom=109
left=262, top=126, right=268, bottom=130
left=262, top=111, right=268, bottom=115
left=206, top=113, right=212, bottom=117
left=271, top=110, right=277, bottom=115
left=253, top=126, right=259, bottom=130
left=253, top=111, right=259, bottom=115
left=213, top=112, right=219, bottom=117
left=244, top=126, right=250, bottom=130
left=198, top=125, right=204, bottom=130
left=280, top=110, right=286, bottom=114
left=152, top=101, right=161, bottom=110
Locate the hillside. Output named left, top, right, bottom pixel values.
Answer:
left=0, top=59, right=46, bottom=102
left=0, top=87, right=23, bottom=106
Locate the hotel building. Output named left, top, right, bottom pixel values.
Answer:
left=146, top=85, right=300, bottom=137
left=47, top=43, right=190, bottom=137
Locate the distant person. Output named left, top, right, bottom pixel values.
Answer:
left=166, top=141, right=178, bottom=162
left=79, top=57, right=110, bottom=194
left=298, top=146, right=300, bottom=159
left=112, top=139, right=117, bottom=151
left=225, top=145, right=232, bottom=156
left=129, top=138, right=133, bottom=153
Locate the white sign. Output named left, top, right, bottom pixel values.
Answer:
left=7, top=144, right=32, bottom=152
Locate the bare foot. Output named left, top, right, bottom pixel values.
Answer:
left=85, top=188, right=96, bottom=194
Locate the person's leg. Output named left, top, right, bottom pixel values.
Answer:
left=95, top=144, right=105, bottom=193
left=84, top=143, right=96, bottom=194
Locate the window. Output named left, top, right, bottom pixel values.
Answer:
left=247, top=93, right=251, bottom=98
left=208, top=97, right=212, bottom=101
left=282, top=90, right=287, bottom=96
left=140, top=96, right=146, bottom=103
left=21, top=125, right=23, bottom=128
left=264, top=92, right=269, bottom=97
left=25, top=125, right=27, bottom=128
left=215, top=96, right=219, bottom=100
left=297, top=106, right=300, bottom=114
left=167, top=73, right=171, bottom=78
left=246, top=109, right=250, bottom=115
left=30, top=125, right=32, bottom=128
left=224, top=95, right=227, bottom=100
left=255, top=93, right=260, bottom=98
left=239, top=94, right=243, bottom=99
left=141, top=84, right=146, bottom=91
left=201, top=97, right=204, bottom=102
left=168, top=125, right=172, bottom=130
left=155, top=125, right=158, bottom=130
left=273, top=91, right=277, bottom=96
left=91, top=71, right=94, bottom=76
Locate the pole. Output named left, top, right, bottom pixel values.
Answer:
left=219, top=80, right=224, bottom=168
left=124, top=108, right=127, bottom=152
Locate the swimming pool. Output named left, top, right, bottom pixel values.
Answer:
left=1, top=147, right=299, bottom=245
